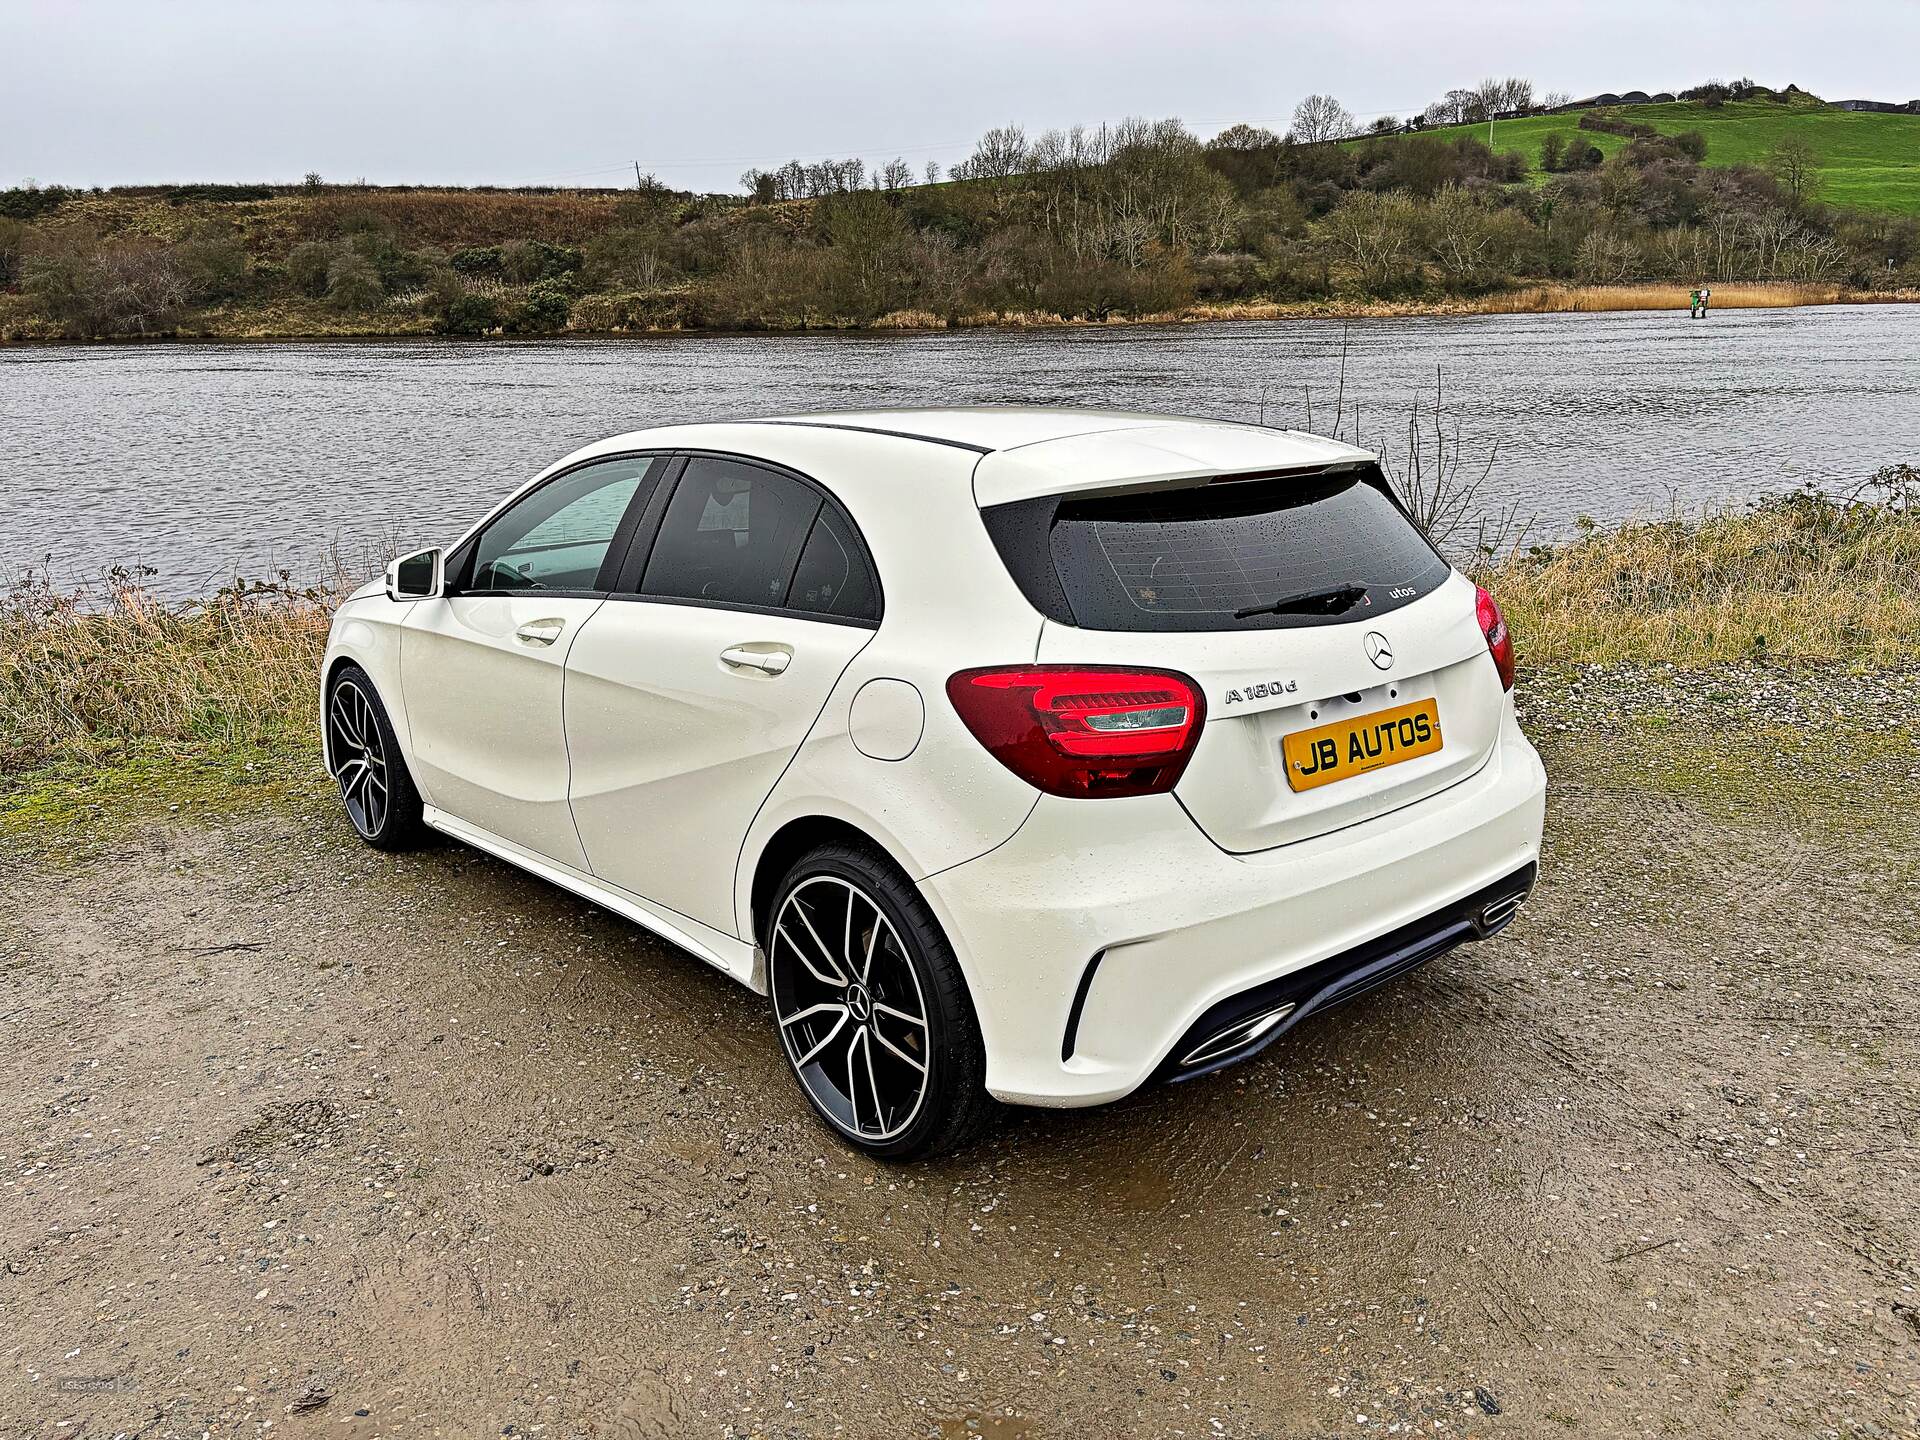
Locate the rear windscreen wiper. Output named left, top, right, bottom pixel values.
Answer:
left=1233, top=582, right=1368, bottom=620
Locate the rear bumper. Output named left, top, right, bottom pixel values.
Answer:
left=1148, top=861, right=1534, bottom=1086
left=917, top=710, right=1546, bottom=1107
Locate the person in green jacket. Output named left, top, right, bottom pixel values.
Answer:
left=1689, top=287, right=1702, bottom=318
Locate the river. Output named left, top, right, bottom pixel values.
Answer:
left=3, top=303, right=1916, bottom=594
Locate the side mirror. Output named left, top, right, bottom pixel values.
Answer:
left=385, top=547, right=443, bottom=601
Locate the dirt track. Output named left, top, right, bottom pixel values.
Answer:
left=3, top=668, right=1918, bottom=1439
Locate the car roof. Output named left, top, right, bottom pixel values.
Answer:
left=749, top=405, right=1366, bottom=458
left=572, top=408, right=1376, bottom=510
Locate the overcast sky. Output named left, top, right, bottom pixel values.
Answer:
left=9, top=0, right=1918, bottom=192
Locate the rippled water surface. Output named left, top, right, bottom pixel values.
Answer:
left=4, top=304, right=1917, bottom=592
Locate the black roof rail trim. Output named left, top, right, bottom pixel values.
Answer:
left=746, top=419, right=994, bottom=454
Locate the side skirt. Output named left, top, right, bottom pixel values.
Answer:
left=422, top=806, right=766, bottom=992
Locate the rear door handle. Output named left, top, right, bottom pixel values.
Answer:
left=514, top=618, right=566, bottom=647
left=720, top=644, right=792, bottom=675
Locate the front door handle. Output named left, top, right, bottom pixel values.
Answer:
left=720, top=644, right=793, bottom=675
left=514, top=618, right=566, bottom=647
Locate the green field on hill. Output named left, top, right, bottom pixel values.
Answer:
left=1386, top=100, right=1920, bottom=215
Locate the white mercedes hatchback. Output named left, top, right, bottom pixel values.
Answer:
left=323, top=408, right=1545, bottom=1157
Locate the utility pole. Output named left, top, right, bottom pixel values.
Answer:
left=634, top=161, right=643, bottom=190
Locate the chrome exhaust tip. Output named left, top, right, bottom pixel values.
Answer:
left=1477, top=891, right=1526, bottom=933
left=1179, top=1001, right=1298, bottom=1067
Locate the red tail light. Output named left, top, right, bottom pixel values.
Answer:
left=947, top=665, right=1207, bottom=798
left=1476, top=585, right=1514, bottom=691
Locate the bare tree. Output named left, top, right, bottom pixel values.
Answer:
left=1318, top=189, right=1419, bottom=289
left=1289, top=94, right=1355, bottom=145
left=955, top=125, right=1030, bottom=180
left=1470, top=77, right=1535, bottom=119
left=1423, top=185, right=1500, bottom=288
left=1371, top=370, right=1512, bottom=557
left=1573, top=227, right=1640, bottom=283
left=1208, top=122, right=1283, bottom=151
left=1427, top=89, right=1477, bottom=126
left=1768, top=136, right=1820, bottom=202
left=923, top=160, right=942, bottom=186
left=878, top=157, right=915, bottom=191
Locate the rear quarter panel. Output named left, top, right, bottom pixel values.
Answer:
left=734, top=434, right=1049, bottom=942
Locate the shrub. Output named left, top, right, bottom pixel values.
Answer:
left=158, top=183, right=275, bottom=205
left=585, top=226, right=675, bottom=288
left=0, top=184, right=79, bottom=221
left=324, top=253, right=385, bottom=311
left=501, top=238, right=582, bottom=283
left=1190, top=251, right=1264, bottom=300
left=174, top=225, right=250, bottom=302
left=1561, top=136, right=1603, bottom=171
left=353, top=233, right=435, bottom=292
left=450, top=245, right=506, bottom=278
left=286, top=240, right=337, bottom=297
left=566, top=289, right=693, bottom=331
left=0, top=217, right=28, bottom=287
left=417, top=266, right=466, bottom=315
left=1579, top=112, right=1657, bottom=140
left=22, top=229, right=190, bottom=337
left=437, top=292, right=502, bottom=335
left=700, top=243, right=839, bottom=328
left=1317, top=189, right=1424, bottom=294
left=506, top=279, right=572, bottom=333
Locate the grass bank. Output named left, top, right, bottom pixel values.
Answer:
left=1404, top=100, right=1920, bottom=216
left=3, top=481, right=1914, bottom=854
left=1470, top=473, right=1920, bottom=666
left=0, top=573, right=335, bottom=849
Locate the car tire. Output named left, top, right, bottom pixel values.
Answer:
left=325, top=664, right=425, bottom=852
left=767, top=842, right=999, bottom=1160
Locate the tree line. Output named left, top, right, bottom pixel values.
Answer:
left=1, top=81, right=1914, bottom=340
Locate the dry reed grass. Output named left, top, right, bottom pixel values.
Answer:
left=1471, top=472, right=1920, bottom=667
left=869, top=309, right=946, bottom=330
left=1177, top=282, right=1883, bottom=323
left=851, top=285, right=1896, bottom=337
left=1, top=569, right=333, bottom=774
left=1468, top=282, right=1852, bottom=314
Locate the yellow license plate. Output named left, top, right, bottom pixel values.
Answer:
left=1283, top=698, right=1443, bottom=792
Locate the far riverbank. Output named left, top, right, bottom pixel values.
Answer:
left=2, top=281, right=1915, bottom=346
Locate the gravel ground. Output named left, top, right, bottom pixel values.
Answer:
left=1, top=665, right=1917, bottom=1439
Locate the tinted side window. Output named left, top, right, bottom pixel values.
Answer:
left=470, top=456, right=659, bottom=592
left=787, top=506, right=879, bottom=621
left=640, top=458, right=821, bottom=608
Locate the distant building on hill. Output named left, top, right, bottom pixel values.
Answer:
left=1836, top=98, right=1920, bottom=113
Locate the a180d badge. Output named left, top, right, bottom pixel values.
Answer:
left=1223, top=679, right=1298, bottom=705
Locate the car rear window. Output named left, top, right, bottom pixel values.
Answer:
left=982, top=466, right=1451, bottom=632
